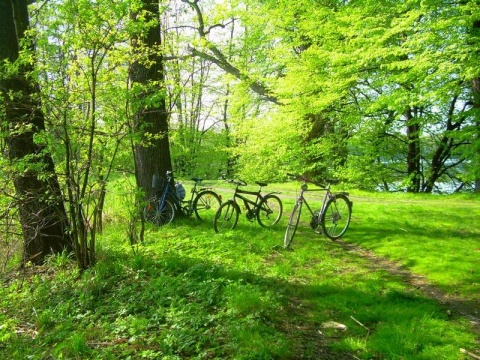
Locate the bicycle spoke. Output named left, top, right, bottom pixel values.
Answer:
left=321, top=195, right=351, bottom=240
left=213, top=201, right=239, bottom=233
left=194, top=190, right=221, bottom=222
left=144, top=198, right=175, bottom=226
left=257, top=194, right=283, bottom=227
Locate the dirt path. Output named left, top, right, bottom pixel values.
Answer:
left=334, top=239, right=480, bottom=336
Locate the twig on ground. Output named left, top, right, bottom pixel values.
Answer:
left=350, top=315, right=370, bottom=333
left=461, top=348, right=480, bottom=360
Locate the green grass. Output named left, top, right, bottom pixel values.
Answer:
left=348, top=191, right=480, bottom=299
left=0, top=180, right=479, bottom=359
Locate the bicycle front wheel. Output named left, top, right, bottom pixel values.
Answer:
left=213, top=201, right=239, bottom=233
left=257, top=194, right=283, bottom=227
left=193, top=190, right=222, bottom=222
left=321, top=194, right=351, bottom=240
left=284, top=201, right=301, bottom=248
left=144, top=198, right=175, bottom=226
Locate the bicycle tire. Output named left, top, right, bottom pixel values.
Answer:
left=144, top=198, right=175, bottom=226
left=213, top=201, right=239, bottom=233
left=257, top=194, right=283, bottom=227
left=321, top=194, right=351, bottom=240
left=193, top=190, right=222, bottom=222
left=284, top=201, right=301, bottom=248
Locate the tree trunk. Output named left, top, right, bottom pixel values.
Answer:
left=405, top=107, right=421, bottom=193
left=473, top=77, right=480, bottom=193
left=0, top=0, right=72, bottom=265
left=471, top=15, right=480, bottom=193
left=130, top=0, right=173, bottom=200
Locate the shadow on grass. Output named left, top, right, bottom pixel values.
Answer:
left=3, top=191, right=478, bottom=358
left=4, top=223, right=478, bottom=360
left=340, top=199, right=480, bottom=333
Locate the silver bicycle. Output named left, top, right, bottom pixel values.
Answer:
left=284, top=173, right=352, bottom=248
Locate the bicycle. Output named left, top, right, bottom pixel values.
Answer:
left=213, top=178, right=283, bottom=233
left=284, top=173, right=352, bottom=248
left=144, top=171, right=222, bottom=226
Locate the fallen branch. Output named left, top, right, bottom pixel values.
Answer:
left=350, top=315, right=370, bottom=333
left=461, top=348, right=480, bottom=360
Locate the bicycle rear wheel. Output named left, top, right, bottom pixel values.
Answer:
left=144, top=198, right=175, bottom=226
left=213, top=201, right=239, bottom=233
left=284, top=201, right=301, bottom=248
left=193, top=190, right=222, bottom=222
left=321, top=194, right=351, bottom=240
left=257, top=194, right=283, bottom=227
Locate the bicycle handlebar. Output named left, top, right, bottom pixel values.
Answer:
left=287, top=173, right=339, bottom=187
left=224, top=178, right=247, bottom=187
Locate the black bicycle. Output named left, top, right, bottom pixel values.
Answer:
left=284, top=173, right=352, bottom=248
left=144, top=171, right=221, bottom=226
left=213, top=178, right=282, bottom=233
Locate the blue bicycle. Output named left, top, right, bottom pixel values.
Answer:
left=144, top=171, right=221, bottom=226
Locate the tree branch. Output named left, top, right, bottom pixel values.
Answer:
left=181, top=0, right=281, bottom=104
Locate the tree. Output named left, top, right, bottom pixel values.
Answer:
left=229, top=0, right=480, bottom=192
left=0, top=0, right=72, bottom=265
left=33, top=0, right=133, bottom=268
left=130, top=0, right=173, bottom=202
left=163, top=1, right=229, bottom=178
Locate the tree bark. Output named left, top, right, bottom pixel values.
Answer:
left=130, top=0, right=173, bottom=200
left=0, top=0, right=72, bottom=265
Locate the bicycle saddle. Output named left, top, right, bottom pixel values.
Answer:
left=192, top=178, right=203, bottom=183
left=256, top=181, right=268, bottom=187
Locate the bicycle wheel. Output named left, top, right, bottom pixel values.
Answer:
left=321, top=194, right=351, bottom=240
left=284, top=201, right=301, bottom=248
left=213, top=201, right=239, bottom=233
left=144, top=198, right=175, bottom=226
left=193, top=190, right=222, bottom=222
left=257, top=194, right=283, bottom=227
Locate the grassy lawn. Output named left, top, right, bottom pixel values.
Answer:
left=0, top=179, right=479, bottom=359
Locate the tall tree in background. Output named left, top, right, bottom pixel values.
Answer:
left=130, top=0, right=172, bottom=200
left=471, top=10, right=480, bottom=192
left=0, top=0, right=72, bottom=265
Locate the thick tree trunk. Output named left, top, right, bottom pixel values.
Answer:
left=0, top=0, right=72, bottom=265
left=130, top=0, right=173, bottom=200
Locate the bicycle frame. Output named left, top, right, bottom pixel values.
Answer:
left=153, top=171, right=176, bottom=211
left=295, top=184, right=335, bottom=225
left=228, top=181, right=278, bottom=220
left=232, top=188, right=262, bottom=213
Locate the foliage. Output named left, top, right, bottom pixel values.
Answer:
left=217, top=0, right=480, bottom=191
left=32, top=0, right=136, bottom=267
